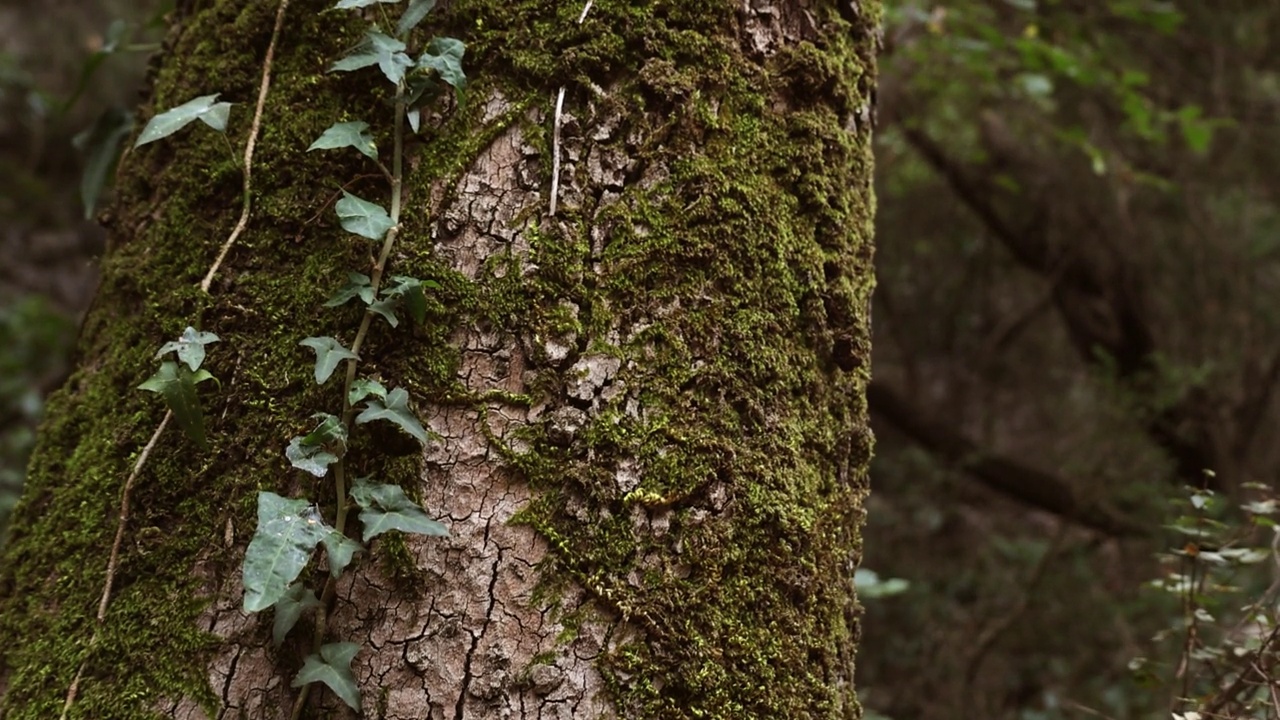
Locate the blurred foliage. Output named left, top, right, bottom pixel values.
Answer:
left=0, top=1, right=162, bottom=540
left=0, top=298, right=74, bottom=540
left=1145, top=483, right=1280, bottom=718
left=866, top=0, right=1280, bottom=718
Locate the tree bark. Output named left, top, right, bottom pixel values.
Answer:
left=0, top=1, right=879, bottom=718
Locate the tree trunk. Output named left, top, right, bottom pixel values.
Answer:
left=0, top=0, right=878, bottom=717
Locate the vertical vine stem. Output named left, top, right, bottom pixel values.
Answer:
left=291, top=82, right=407, bottom=720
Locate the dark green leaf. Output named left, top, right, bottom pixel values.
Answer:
left=293, top=642, right=361, bottom=711
left=356, top=387, right=429, bottom=445
left=331, top=31, right=414, bottom=86
left=324, top=272, right=376, bottom=307
left=321, top=531, right=363, bottom=577
left=417, top=37, right=465, bottom=90
left=335, top=190, right=393, bottom=240
left=351, top=480, right=448, bottom=541
left=74, top=108, right=134, bottom=219
left=243, top=493, right=331, bottom=613
left=396, top=0, right=437, bottom=36
left=135, top=94, right=232, bottom=148
left=138, top=361, right=214, bottom=450
left=308, top=120, right=378, bottom=160
left=286, top=437, right=340, bottom=477
left=301, top=412, right=348, bottom=447
left=382, top=275, right=434, bottom=325
left=348, top=378, right=388, bottom=406
left=299, top=336, right=358, bottom=385
left=368, top=297, right=400, bottom=327
left=156, top=326, right=221, bottom=371
left=272, top=582, right=321, bottom=647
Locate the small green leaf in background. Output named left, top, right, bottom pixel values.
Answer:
left=348, top=377, right=388, bottom=406
left=293, top=641, right=362, bottom=711
left=272, top=582, right=322, bottom=647
left=325, top=272, right=376, bottom=308
left=243, top=493, right=331, bottom=612
left=321, top=531, right=363, bottom=577
left=134, top=94, right=233, bottom=148
left=74, top=107, right=134, bottom=219
left=356, top=387, right=429, bottom=445
left=331, top=31, right=414, bottom=86
left=138, top=361, right=216, bottom=449
left=333, top=0, right=396, bottom=8
left=308, top=120, right=378, bottom=160
left=417, top=37, right=466, bottom=91
left=396, top=0, right=438, bottom=37
left=351, top=479, right=448, bottom=541
left=157, top=326, right=220, bottom=371
left=335, top=190, right=393, bottom=240
left=854, top=568, right=910, bottom=599
left=299, top=336, right=358, bottom=385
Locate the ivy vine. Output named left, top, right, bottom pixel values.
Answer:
left=128, top=0, right=466, bottom=712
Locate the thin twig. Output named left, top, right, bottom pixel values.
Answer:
left=61, top=411, right=173, bottom=720
left=549, top=1, right=594, bottom=217
left=60, top=1, right=292, bottom=715
left=200, top=0, right=292, bottom=293
left=549, top=87, right=566, bottom=217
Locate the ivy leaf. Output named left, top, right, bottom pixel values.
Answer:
left=285, top=413, right=347, bottom=476
left=293, top=642, right=362, bottom=712
left=134, top=94, right=233, bottom=148
left=348, top=377, right=388, bottom=406
left=331, top=31, right=414, bottom=86
left=272, top=582, right=321, bottom=647
left=308, top=120, right=378, bottom=160
left=368, top=297, right=400, bottom=328
left=74, top=107, right=134, bottom=219
left=302, top=412, right=348, bottom=447
left=396, top=0, right=437, bottom=37
left=356, top=387, right=429, bottom=445
left=383, top=275, right=437, bottom=325
left=243, top=493, right=331, bottom=613
left=138, top=361, right=216, bottom=450
left=299, top=336, right=359, bottom=385
left=286, top=437, right=339, bottom=477
left=417, top=37, right=465, bottom=91
left=156, top=326, right=221, bottom=371
left=321, top=531, right=363, bottom=578
left=324, top=272, right=376, bottom=307
left=351, top=480, right=448, bottom=541
left=333, top=0, right=396, bottom=7
left=335, top=190, right=393, bottom=240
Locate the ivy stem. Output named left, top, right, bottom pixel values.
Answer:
left=292, top=82, right=407, bottom=720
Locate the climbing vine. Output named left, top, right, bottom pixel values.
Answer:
left=114, top=0, right=466, bottom=713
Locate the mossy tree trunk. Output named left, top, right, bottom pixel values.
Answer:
left=0, top=0, right=878, bottom=717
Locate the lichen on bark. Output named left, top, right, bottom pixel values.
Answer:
left=0, top=0, right=878, bottom=718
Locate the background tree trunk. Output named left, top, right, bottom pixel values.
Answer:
left=0, top=0, right=878, bottom=717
